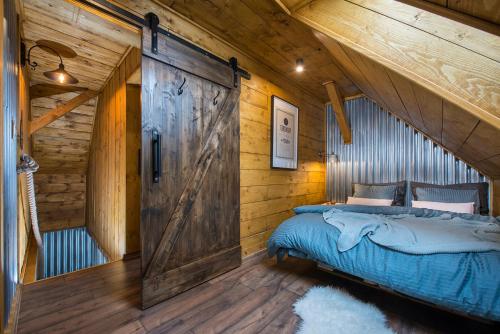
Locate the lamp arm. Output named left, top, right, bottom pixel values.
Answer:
left=26, top=44, right=63, bottom=69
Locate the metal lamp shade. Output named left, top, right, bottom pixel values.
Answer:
left=43, top=63, right=78, bottom=84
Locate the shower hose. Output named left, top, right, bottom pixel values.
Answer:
left=16, top=154, right=43, bottom=250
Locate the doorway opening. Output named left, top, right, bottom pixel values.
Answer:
left=18, top=0, right=141, bottom=283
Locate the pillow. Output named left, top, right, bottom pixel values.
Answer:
left=411, top=200, right=474, bottom=214
left=347, top=197, right=393, bottom=206
left=352, top=181, right=406, bottom=206
left=410, top=182, right=488, bottom=215
left=415, top=187, right=479, bottom=213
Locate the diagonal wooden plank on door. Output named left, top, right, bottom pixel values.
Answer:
left=145, top=86, right=240, bottom=279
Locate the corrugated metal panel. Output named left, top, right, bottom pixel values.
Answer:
left=2, top=0, right=19, bottom=323
left=326, top=97, right=488, bottom=204
left=40, top=227, right=108, bottom=279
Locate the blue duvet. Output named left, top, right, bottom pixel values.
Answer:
left=267, top=205, right=500, bottom=320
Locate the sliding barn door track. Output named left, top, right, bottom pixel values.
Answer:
left=74, top=0, right=251, bottom=82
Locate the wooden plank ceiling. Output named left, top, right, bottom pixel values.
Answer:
left=155, top=0, right=360, bottom=101
left=423, top=0, right=500, bottom=25
left=21, top=0, right=140, bottom=231
left=270, top=0, right=500, bottom=179
left=152, top=0, right=500, bottom=178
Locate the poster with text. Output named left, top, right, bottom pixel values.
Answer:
left=272, top=96, right=298, bottom=169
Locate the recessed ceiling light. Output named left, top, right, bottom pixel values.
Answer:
left=296, top=58, right=304, bottom=73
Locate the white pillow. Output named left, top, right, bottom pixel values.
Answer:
left=411, top=200, right=474, bottom=214
left=346, top=197, right=393, bottom=206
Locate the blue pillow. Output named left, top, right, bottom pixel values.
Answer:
left=414, top=187, right=480, bottom=213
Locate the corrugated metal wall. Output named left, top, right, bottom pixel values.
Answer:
left=2, top=0, right=19, bottom=323
left=40, top=227, right=108, bottom=279
left=326, top=97, right=488, bottom=204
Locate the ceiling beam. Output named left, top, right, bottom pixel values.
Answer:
left=348, top=0, right=499, bottom=61
left=289, top=0, right=312, bottom=13
left=324, top=81, right=351, bottom=144
left=287, top=0, right=500, bottom=130
left=29, top=84, right=88, bottom=100
left=398, top=0, right=500, bottom=36
left=29, top=90, right=98, bottom=135
left=272, top=0, right=291, bottom=15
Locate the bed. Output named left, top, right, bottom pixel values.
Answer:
left=267, top=204, right=500, bottom=321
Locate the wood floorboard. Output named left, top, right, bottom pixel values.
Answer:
left=17, top=256, right=499, bottom=334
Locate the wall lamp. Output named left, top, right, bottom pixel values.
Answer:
left=22, top=40, right=79, bottom=85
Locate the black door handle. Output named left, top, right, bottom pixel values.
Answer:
left=152, top=129, right=161, bottom=183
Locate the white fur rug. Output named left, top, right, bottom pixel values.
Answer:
left=293, top=286, right=395, bottom=334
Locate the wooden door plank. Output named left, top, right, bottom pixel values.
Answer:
left=144, top=86, right=240, bottom=279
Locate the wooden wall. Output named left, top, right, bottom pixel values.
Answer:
left=106, top=0, right=328, bottom=259
left=23, top=0, right=140, bottom=233
left=86, top=48, right=140, bottom=260
left=240, top=74, right=326, bottom=256
left=125, top=84, right=140, bottom=254
left=31, top=93, right=97, bottom=232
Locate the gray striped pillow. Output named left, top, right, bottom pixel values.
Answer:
left=414, top=187, right=480, bottom=213
left=354, top=184, right=397, bottom=200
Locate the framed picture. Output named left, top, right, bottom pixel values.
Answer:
left=271, top=95, right=299, bottom=169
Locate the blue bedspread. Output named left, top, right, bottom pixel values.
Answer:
left=268, top=206, right=500, bottom=320
left=322, top=207, right=500, bottom=254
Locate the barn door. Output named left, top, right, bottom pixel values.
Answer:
left=140, top=27, right=241, bottom=308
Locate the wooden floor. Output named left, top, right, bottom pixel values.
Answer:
left=18, top=254, right=498, bottom=334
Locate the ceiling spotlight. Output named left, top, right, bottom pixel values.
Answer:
left=295, top=58, right=304, bottom=73
left=24, top=40, right=79, bottom=85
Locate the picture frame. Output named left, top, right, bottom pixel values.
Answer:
left=271, top=95, right=299, bottom=169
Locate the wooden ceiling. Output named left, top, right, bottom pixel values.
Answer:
left=20, top=0, right=500, bottom=185
left=21, top=0, right=140, bottom=230
left=146, top=0, right=500, bottom=178
left=272, top=0, right=500, bottom=178
left=423, top=0, right=500, bottom=25
left=317, top=33, right=500, bottom=178
left=155, top=0, right=360, bottom=101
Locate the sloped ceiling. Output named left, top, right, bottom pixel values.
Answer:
left=422, top=0, right=500, bottom=25
left=152, top=0, right=500, bottom=178
left=65, top=0, right=498, bottom=180
left=155, top=0, right=361, bottom=101
left=278, top=0, right=500, bottom=179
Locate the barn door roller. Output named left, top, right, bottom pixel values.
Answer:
left=229, top=57, right=239, bottom=88
left=145, top=12, right=159, bottom=54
